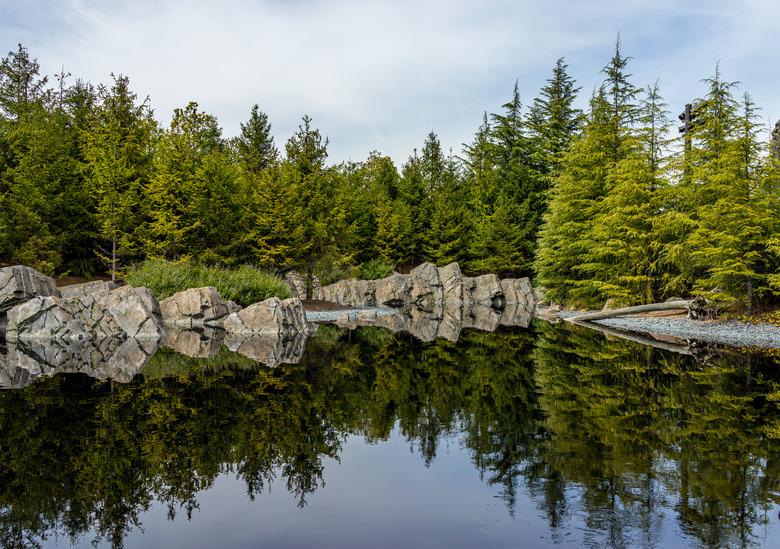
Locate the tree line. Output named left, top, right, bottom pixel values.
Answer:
left=0, top=40, right=778, bottom=310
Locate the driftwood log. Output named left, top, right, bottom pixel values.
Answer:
left=566, top=300, right=692, bottom=323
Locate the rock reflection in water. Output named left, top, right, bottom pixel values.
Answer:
left=0, top=336, right=158, bottom=389
left=327, top=300, right=533, bottom=343
left=1, top=324, right=319, bottom=388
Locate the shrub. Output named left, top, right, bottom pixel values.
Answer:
left=358, top=259, right=395, bottom=280
left=124, top=259, right=291, bottom=306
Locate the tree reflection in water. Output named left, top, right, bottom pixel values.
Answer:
left=0, top=321, right=777, bottom=548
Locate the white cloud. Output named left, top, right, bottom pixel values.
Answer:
left=1, top=0, right=778, bottom=163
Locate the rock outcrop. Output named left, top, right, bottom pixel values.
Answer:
left=317, top=262, right=535, bottom=342
left=5, top=282, right=162, bottom=342
left=0, top=265, right=59, bottom=314
left=284, top=271, right=324, bottom=300
left=222, top=297, right=306, bottom=336
left=160, top=286, right=239, bottom=328
left=0, top=336, right=158, bottom=389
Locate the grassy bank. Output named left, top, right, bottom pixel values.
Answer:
left=124, top=259, right=291, bottom=306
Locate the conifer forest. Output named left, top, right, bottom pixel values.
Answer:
left=1, top=40, right=779, bottom=313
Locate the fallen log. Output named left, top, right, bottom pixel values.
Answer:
left=568, top=319, right=692, bottom=355
left=566, top=300, right=692, bottom=323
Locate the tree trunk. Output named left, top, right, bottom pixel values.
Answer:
left=111, top=237, right=117, bottom=284
left=305, top=257, right=313, bottom=301
left=566, top=300, right=691, bottom=323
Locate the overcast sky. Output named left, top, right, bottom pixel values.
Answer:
left=1, top=0, right=778, bottom=164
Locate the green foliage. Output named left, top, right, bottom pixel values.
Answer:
left=124, top=259, right=290, bottom=305
left=358, top=258, right=395, bottom=280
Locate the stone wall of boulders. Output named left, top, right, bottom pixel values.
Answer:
left=0, top=265, right=314, bottom=387
left=319, top=262, right=535, bottom=341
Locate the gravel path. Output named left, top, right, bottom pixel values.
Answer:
left=549, top=310, right=780, bottom=349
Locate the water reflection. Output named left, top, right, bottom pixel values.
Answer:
left=0, top=321, right=777, bottom=548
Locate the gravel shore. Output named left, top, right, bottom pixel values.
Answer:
left=548, top=310, right=780, bottom=349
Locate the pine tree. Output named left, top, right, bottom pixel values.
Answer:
left=82, top=74, right=155, bottom=281
left=141, top=102, right=238, bottom=261
left=284, top=115, right=339, bottom=295
left=235, top=104, right=277, bottom=175
left=397, top=150, right=432, bottom=264
left=461, top=113, right=497, bottom=218
left=527, top=57, right=582, bottom=175
left=535, top=90, right=614, bottom=306
left=686, top=78, right=774, bottom=311
left=580, top=82, right=670, bottom=304
left=425, top=153, right=473, bottom=266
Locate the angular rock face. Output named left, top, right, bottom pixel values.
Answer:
left=285, top=271, right=324, bottom=301
left=5, top=285, right=163, bottom=341
left=468, top=274, right=503, bottom=306
left=223, top=297, right=306, bottom=335
left=0, top=265, right=59, bottom=314
left=374, top=274, right=410, bottom=306
left=59, top=280, right=117, bottom=299
left=160, top=287, right=239, bottom=328
left=500, top=278, right=534, bottom=305
left=223, top=329, right=312, bottom=367
left=0, top=336, right=157, bottom=389
left=409, top=262, right=443, bottom=314
left=5, top=296, right=84, bottom=341
left=321, top=279, right=376, bottom=307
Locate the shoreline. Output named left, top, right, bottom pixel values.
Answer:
left=538, top=308, right=780, bottom=349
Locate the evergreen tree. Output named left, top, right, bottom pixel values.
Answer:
left=82, top=74, right=155, bottom=280
left=235, top=104, right=277, bottom=174
left=425, top=153, right=473, bottom=266
left=141, top=102, right=240, bottom=261
left=397, top=150, right=432, bottom=265
left=527, top=57, right=582, bottom=175
left=686, top=78, right=774, bottom=311
left=283, top=115, right=339, bottom=295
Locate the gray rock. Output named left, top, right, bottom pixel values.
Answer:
left=160, top=286, right=239, bottom=328
left=95, top=286, right=163, bottom=339
left=409, top=262, right=443, bottom=314
left=223, top=330, right=310, bottom=367
left=374, top=273, right=410, bottom=306
left=59, top=280, right=117, bottom=299
left=500, top=278, right=534, bottom=306
left=5, top=296, right=85, bottom=341
left=0, top=265, right=59, bottom=313
left=284, top=271, right=323, bottom=300
left=469, top=274, right=503, bottom=306
left=320, top=279, right=376, bottom=306
left=223, top=297, right=307, bottom=335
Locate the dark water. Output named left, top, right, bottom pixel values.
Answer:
left=1, top=321, right=779, bottom=548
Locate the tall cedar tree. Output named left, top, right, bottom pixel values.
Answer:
left=82, top=74, right=155, bottom=281
left=235, top=104, right=278, bottom=174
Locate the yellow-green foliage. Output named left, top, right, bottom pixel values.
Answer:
left=124, top=259, right=290, bottom=306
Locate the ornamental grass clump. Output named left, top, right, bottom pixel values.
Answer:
left=124, top=259, right=290, bottom=306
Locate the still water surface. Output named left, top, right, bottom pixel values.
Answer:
left=1, top=321, right=779, bottom=548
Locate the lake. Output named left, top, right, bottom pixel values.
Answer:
left=1, top=320, right=779, bottom=548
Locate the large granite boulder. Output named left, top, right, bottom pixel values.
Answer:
left=284, top=271, right=324, bottom=301
left=223, top=297, right=306, bottom=335
left=93, top=286, right=162, bottom=339
left=0, top=265, right=59, bottom=313
left=5, top=296, right=84, bottom=341
left=160, top=287, right=239, bottom=328
left=409, top=262, right=442, bottom=314
left=374, top=273, right=410, bottom=307
left=59, top=280, right=117, bottom=299
left=500, top=278, right=534, bottom=306
left=468, top=274, right=503, bottom=306
left=320, top=279, right=376, bottom=307
left=223, top=329, right=312, bottom=367
left=5, top=285, right=162, bottom=341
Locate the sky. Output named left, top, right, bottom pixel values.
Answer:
left=1, top=0, right=778, bottom=164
